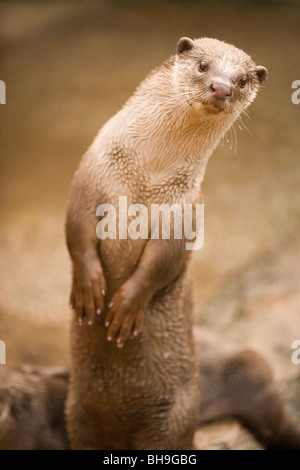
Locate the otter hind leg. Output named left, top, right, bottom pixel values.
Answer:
left=195, top=330, right=300, bottom=450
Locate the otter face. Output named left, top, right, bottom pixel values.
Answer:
left=175, top=37, right=268, bottom=117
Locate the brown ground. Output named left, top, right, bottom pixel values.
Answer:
left=0, top=0, right=299, bottom=449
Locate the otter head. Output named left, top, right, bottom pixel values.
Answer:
left=175, top=37, right=268, bottom=119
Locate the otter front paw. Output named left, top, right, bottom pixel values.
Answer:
left=105, top=277, right=154, bottom=348
left=70, top=257, right=107, bottom=326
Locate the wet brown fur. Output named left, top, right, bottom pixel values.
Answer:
left=63, top=38, right=300, bottom=450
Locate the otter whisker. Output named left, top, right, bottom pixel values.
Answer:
left=232, top=123, right=238, bottom=153
left=237, top=114, right=252, bottom=136
left=242, top=109, right=252, bottom=121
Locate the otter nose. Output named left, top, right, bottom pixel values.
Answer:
left=211, top=82, right=232, bottom=99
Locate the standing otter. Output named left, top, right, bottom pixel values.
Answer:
left=65, top=37, right=269, bottom=450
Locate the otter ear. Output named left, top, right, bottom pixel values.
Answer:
left=177, top=37, right=194, bottom=54
left=255, top=66, right=268, bottom=84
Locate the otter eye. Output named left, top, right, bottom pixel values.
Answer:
left=240, top=76, right=248, bottom=88
left=199, top=61, right=208, bottom=72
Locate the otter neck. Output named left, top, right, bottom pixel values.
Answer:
left=125, top=75, right=236, bottom=182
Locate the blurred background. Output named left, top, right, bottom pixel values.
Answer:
left=0, top=0, right=300, bottom=446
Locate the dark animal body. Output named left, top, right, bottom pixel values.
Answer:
left=0, top=366, right=69, bottom=450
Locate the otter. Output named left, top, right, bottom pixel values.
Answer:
left=65, top=37, right=278, bottom=450
left=0, top=366, right=69, bottom=450
left=194, top=328, right=300, bottom=450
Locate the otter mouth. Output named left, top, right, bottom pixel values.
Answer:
left=186, top=93, right=229, bottom=114
left=201, top=97, right=229, bottom=114
left=201, top=101, right=222, bottom=114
